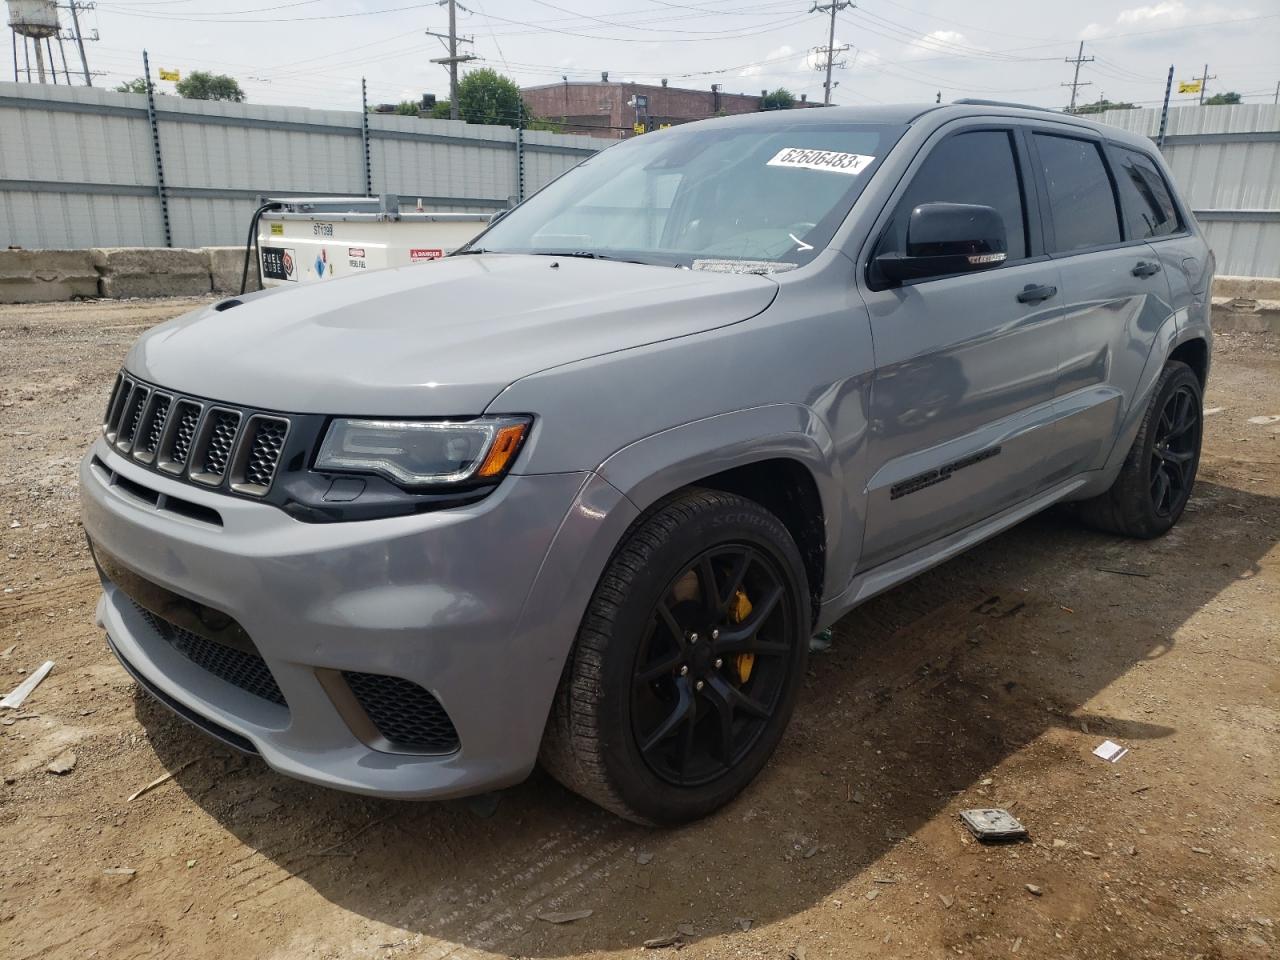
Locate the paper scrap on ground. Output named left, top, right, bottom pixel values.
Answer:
left=1246, top=415, right=1280, bottom=425
left=1093, top=739, right=1128, bottom=763
left=1, top=660, right=54, bottom=709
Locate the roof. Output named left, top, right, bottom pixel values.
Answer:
left=674, top=100, right=1154, bottom=149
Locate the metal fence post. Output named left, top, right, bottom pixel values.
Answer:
left=515, top=102, right=525, bottom=204
left=1157, top=65, right=1174, bottom=149
left=361, top=77, right=373, bottom=197
left=142, top=50, right=172, bottom=247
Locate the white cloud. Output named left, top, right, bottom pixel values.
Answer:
left=1083, top=2, right=1255, bottom=38
left=740, top=44, right=793, bottom=78
left=905, top=30, right=980, bottom=59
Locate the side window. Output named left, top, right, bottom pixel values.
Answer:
left=1033, top=133, right=1121, bottom=252
left=1112, top=147, right=1181, bottom=239
left=877, top=129, right=1027, bottom=261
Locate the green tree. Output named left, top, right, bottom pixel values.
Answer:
left=761, top=87, right=795, bottom=111
left=456, top=68, right=523, bottom=128
left=1204, top=91, right=1242, bottom=105
left=1072, top=99, right=1136, bottom=115
left=175, top=71, right=246, bottom=102
left=115, top=77, right=149, bottom=94
left=430, top=100, right=453, bottom=119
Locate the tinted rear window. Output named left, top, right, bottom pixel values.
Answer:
left=1034, top=133, right=1121, bottom=252
left=1112, top=147, right=1181, bottom=239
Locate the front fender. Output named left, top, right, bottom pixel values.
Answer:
left=596, top=404, right=853, bottom=599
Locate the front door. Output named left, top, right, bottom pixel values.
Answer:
left=857, top=123, right=1065, bottom=571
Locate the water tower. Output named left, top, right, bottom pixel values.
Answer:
left=7, top=0, right=78, bottom=85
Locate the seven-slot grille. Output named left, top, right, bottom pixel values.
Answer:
left=102, top=373, right=290, bottom=498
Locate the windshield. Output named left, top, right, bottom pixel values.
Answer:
left=473, top=121, right=906, bottom=270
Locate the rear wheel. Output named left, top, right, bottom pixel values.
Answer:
left=1075, top=360, right=1203, bottom=538
left=540, top=489, right=809, bottom=825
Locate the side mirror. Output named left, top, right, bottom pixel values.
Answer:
left=875, top=202, right=1007, bottom=284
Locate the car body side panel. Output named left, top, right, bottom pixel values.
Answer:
left=1046, top=246, right=1175, bottom=480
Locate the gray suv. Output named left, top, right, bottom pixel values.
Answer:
left=81, top=101, right=1212, bottom=825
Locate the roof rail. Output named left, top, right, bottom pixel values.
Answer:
left=952, top=98, right=1064, bottom=114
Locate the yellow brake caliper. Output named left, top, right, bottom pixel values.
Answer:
left=730, top=589, right=754, bottom=683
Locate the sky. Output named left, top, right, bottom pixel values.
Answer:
left=25, top=0, right=1280, bottom=113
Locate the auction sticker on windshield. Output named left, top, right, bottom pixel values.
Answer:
left=767, top=148, right=875, bottom=175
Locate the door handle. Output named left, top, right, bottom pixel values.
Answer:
left=1132, top=260, right=1162, bottom=278
left=1016, top=283, right=1057, bottom=304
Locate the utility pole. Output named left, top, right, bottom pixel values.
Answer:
left=1062, top=41, right=1094, bottom=114
left=809, top=1, right=853, bottom=106
left=65, top=1, right=94, bottom=86
left=1274, top=79, right=1279, bottom=104
left=1197, top=64, right=1217, bottom=105
left=1157, top=65, right=1174, bottom=148
left=427, top=0, right=475, bottom=120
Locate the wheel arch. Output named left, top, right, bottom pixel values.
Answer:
left=595, top=404, right=849, bottom=611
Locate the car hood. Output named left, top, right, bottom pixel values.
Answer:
left=126, top=254, right=778, bottom=415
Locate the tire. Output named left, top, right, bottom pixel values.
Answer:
left=1074, top=360, right=1203, bottom=539
left=540, top=488, right=810, bottom=825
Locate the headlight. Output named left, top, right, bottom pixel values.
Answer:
left=315, top=416, right=530, bottom=487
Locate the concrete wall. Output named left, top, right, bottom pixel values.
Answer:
left=0, top=81, right=600, bottom=250
left=1096, top=104, right=1280, bottom=279
left=0, top=246, right=261, bottom=303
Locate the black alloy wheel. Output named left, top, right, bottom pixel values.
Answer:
left=1149, top=383, right=1200, bottom=518
left=630, top=544, right=794, bottom=787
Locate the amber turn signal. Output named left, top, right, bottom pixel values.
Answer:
left=476, top=422, right=529, bottom=478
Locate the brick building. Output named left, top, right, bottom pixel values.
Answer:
left=520, top=78, right=814, bottom=140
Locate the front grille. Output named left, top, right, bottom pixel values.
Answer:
left=163, top=400, right=202, bottom=472
left=190, top=409, right=241, bottom=485
left=244, top=418, right=287, bottom=488
left=133, top=602, right=287, bottom=708
left=115, top=385, right=150, bottom=451
left=133, top=393, right=171, bottom=462
left=343, top=672, right=459, bottom=753
left=102, top=372, right=290, bottom=498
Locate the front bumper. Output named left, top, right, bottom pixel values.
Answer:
left=81, top=438, right=637, bottom=799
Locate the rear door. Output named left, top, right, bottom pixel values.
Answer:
left=1027, top=129, right=1178, bottom=479
left=857, top=122, right=1065, bottom=571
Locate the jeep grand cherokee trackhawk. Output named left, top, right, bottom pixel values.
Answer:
left=82, top=101, right=1212, bottom=825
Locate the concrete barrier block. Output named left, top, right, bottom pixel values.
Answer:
left=206, top=246, right=261, bottom=295
left=91, top=247, right=212, bottom=298
left=0, top=249, right=100, bottom=303
left=1213, top=275, right=1280, bottom=302
left=1211, top=295, right=1280, bottom=333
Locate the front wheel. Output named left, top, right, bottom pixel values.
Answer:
left=1075, top=360, right=1203, bottom=538
left=540, top=489, right=810, bottom=825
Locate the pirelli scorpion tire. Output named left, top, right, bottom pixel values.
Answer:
left=1075, top=360, right=1203, bottom=539
left=540, top=488, right=810, bottom=825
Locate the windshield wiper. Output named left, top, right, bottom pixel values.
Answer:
left=450, top=247, right=492, bottom=256
left=529, top=250, right=653, bottom=265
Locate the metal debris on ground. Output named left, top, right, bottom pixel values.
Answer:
left=536, top=909, right=593, bottom=924
left=1092, top=739, right=1129, bottom=763
left=1, top=660, right=54, bottom=709
left=959, top=808, right=1029, bottom=842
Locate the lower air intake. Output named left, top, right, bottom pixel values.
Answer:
left=342, top=672, right=459, bottom=753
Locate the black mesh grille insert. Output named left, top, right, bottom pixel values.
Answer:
left=135, top=394, right=171, bottom=458
left=343, top=672, right=459, bottom=752
left=244, top=418, right=287, bottom=490
left=167, top=401, right=201, bottom=468
left=117, top=386, right=149, bottom=449
left=133, top=602, right=286, bottom=708
left=200, top=411, right=240, bottom=479
left=103, top=373, right=125, bottom=432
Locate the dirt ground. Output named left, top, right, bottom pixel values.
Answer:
left=0, top=296, right=1276, bottom=960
